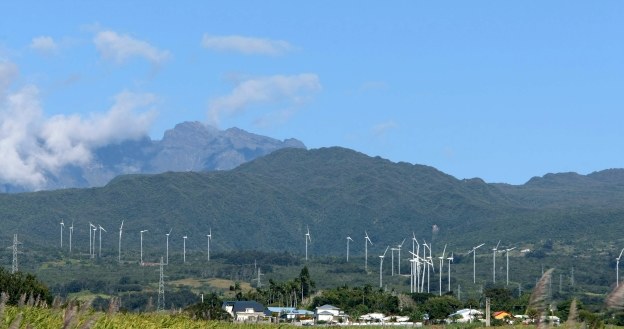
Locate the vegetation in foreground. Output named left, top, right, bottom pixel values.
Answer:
left=4, top=266, right=624, bottom=329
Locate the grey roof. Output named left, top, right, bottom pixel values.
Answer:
left=222, top=300, right=266, bottom=313
left=317, top=304, right=339, bottom=310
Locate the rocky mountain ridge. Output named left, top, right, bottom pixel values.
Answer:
left=0, top=122, right=305, bottom=192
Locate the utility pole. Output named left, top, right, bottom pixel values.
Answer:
left=157, top=257, right=165, bottom=311
left=485, top=298, right=491, bottom=327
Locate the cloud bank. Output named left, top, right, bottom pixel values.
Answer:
left=0, top=63, right=156, bottom=189
left=208, top=74, right=321, bottom=126
left=29, top=36, right=59, bottom=55
left=94, top=30, right=170, bottom=65
left=201, top=34, right=293, bottom=55
left=0, top=61, right=18, bottom=95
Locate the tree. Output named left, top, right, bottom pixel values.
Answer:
left=299, top=266, right=315, bottom=298
left=484, top=286, right=514, bottom=311
left=185, top=293, right=232, bottom=321
left=0, top=268, right=52, bottom=306
left=423, top=296, right=462, bottom=321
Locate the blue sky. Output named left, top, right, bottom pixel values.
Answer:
left=0, top=1, right=622, bottom=185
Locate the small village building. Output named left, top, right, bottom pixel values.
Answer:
left=314, top=304, right=348, bottom=323
left=447, top=308, right=483, bottom=323
left=222, top=301, right=269, bottom=322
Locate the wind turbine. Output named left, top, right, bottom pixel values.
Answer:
left=346, top=236, right=353, bottom=262
left=92, top=226, right=97, bottom=258
left=411, top=235, right=421, bottom=292
left=469, top=243, right=485, bottom=284
left=390, top=248, right=397, bottom=276
left=447, top=252, right=454, bottom=292
left=118, top=220, right=124, bottom=263
left=502, top=247, right=516, bottom=286
left=207, top=228, right=212, bottom=262
left=618, top=248, right=624, bottom=287
left=140, top=230, right=148, bottom=265
left=408, top=250, right=419, bottom=293
left=365, top=231, right=373, bottom=271
left=98, top=225, right=107, bottom=257
left=423, top=240, right=433, bottom=293
left=183, top=235, right=188, bottom=263
left=305, top=226, right=311, bottom=261
left=60, top=219, right=64, bottom=248
left=492, top=240, right=501, bottom=283
left=379, top=246, right=389, bottom=288
left=438, top=244, right=447, bottom=296
left=165, top=229, right=172, bottom=265
left=89, top=223, right=96, bottom=258
left=397, top=238, right=406, bottom=275
left=69, top=221, right=74, bottom=253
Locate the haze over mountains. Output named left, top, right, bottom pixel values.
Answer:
left=0, top=121, right=305, bottom=193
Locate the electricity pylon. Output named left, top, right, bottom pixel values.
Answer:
left=12, top=234, right=21, bottom=274
left=157, top=257, right=165, bottom=311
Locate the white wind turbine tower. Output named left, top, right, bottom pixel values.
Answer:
left=183, top=235, right=188, bottom=263
left=423, top=241, right=433, bottom=293
left=60, top=219, right=64, bottom=248
left=438, top=244, right=447, bottom=296
left=469, top=243, right=485, bottom=284
left=502, top=247, right=516, bottom=286
left=411, top=235, right=421, bottom=292
left=408, top=248, right=422, bottom=293
left=89, top=223, right=96, bottom=258
left=364, top=231, right=373, bottom=271
left=618, top=247, right=624, bottom=287
left=92, top=226, right=97, bottom=258
left=207, top=228, right=212, bottom=262
left=379, top=246, right=389, bottom=288
left=424, top=253, right=435, bottom=293
left=140, top=230, right=148, bottom=265
left=118, top=220, right=124, bottom=263
left=305, top=226, right=311, bottom=261
left=98, top=225, right=107, bottom=257
left=390, top=248, right=397, bottom=276
left=69, top=221, right=74, bottom=253
left=447, top=252, right=454, bottom=292
left=397, top=238, right=406, bottom=275
left=408, top=252, right=416, bottom=293
left=346, top=236, right=353, bottom=262
left=492, top=240, right=501, bottom=283
left=411, top=234, right=422, bottom=292
left=165, top=229, right=172, bottom=265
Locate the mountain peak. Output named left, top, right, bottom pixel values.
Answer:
left=1, top=121, right=306, bottom=192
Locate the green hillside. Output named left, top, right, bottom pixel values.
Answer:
left=1, top=146, right=624, bottom=307
left=1, top=146, right=623, bottom=256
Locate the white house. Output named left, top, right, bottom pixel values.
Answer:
left=447, top=308, right=483, bottom=323
left=359, top=312, right=386, bottom=322
left=315, top=304, right=347, bottom=323
left=222, top=301, right=269, bottom=322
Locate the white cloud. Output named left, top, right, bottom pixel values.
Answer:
left=0, top=61, right=18, bottom=94
left=29, top=36, right=59, bottom=55
left=372, top=121, right=398, bottom=136
left=0, top=67, right=157, bottom=189
left=201, top=34, right=293, bottom=56
left=94, top=30, right=170, bottom=65
left=208, top=74, right=321, bottom=126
